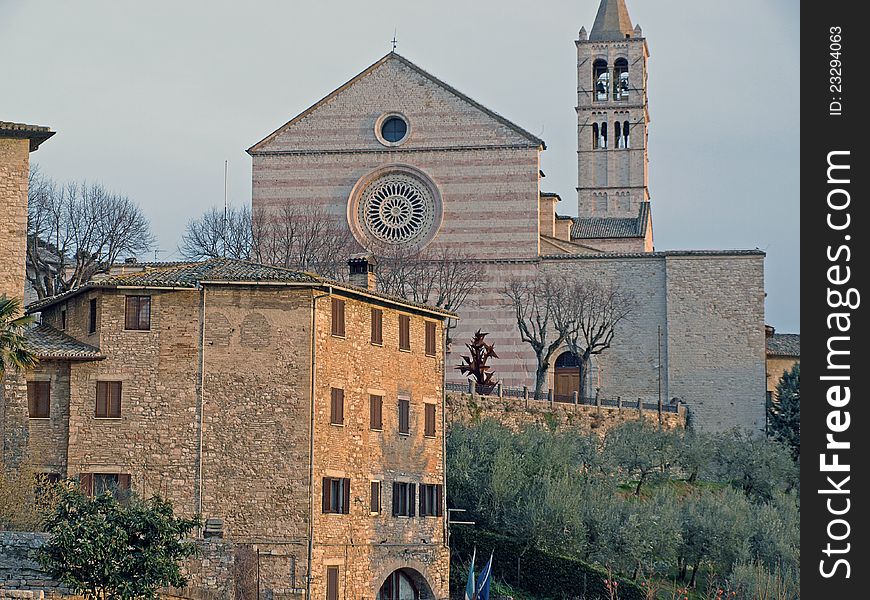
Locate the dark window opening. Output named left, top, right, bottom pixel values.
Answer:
left=322, top=477, right=350, bottom=514
left=623, top=120, right=630, bottom=148
left=370, top=395, right=383, bottom=430
left=326, top=566, right=340, bottom=600
left=124, top=296, right=151, bottom=330
left=27, top=380, right=51, bottom=419
left=371, top=308, right=383, bottom=345
left=419, top=483, right=443, bottom=517
left=392, top=481, right=416, bottom=517
left=398, top=398, right=410, bottom=434
left=425, top=322, right=437, bottom=356
left=592, top=122, right=599, bottom=149
left=330, top=388, right=344, bottom=425
left=79, top=472, right=131, bottom=499
left=615, top=121, right=622, bottom=148
left=381, top=116, right=408, bottom=143
left=399, top=315, right=411, bottom=350
left=370, top=481, right=382, bottom=514
left=593, top=59, right=609, bottom=101
left=95, top=381, right=122, bottom=418
left=424, top=403, right=436, bottom=438
left=613, top=58, right=629, bottom=100
left=600, top=122, right=608, bottom=149
left=331, top=298, right=345, bottom=337
left=88, top=298, right=98, bottom=334
left=60, top=308, right=67, bottom=331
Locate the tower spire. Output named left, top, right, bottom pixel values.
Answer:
left=589, top=0, right=634, bottom=41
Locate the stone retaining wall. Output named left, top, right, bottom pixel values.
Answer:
left=446, top=392, right=686, bottom=435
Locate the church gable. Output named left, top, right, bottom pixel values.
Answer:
left=248, top=53, right=544, bottom=154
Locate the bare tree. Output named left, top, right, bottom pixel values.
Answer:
left=183, top=204, right=356, bottom=280
left=501, top=274, right=566, bottom=399
left=552, top=279, right=636, bottom=398
left=373, top=245, right=482, bottom=346
left=180, top=205, right=253, bottom=260
left=26, top=169, right=155, bottom=300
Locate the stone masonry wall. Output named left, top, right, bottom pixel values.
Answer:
left=446, top=392, right=686, bottom=435
left=310, top=290, right=449, bottom=599
left=0, top=532, right=67, bottom=596
left=0, top=137, right=28, bottom=302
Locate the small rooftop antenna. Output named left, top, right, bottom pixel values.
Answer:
left=391, top=29, right=398, bottom=52
left=223, top=159, right=228, bottom=258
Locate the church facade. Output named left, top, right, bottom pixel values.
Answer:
left=250, top=0, right=766, bottom=433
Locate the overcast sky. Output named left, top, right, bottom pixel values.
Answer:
left=1, top=0, right=799, bottom=332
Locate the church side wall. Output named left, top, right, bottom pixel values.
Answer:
left=252, top=145, right=540, bottom=260
left=664, top=255, right=766, bottom=433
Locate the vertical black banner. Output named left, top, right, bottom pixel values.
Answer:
left=802, top=2, right=868, bottom=597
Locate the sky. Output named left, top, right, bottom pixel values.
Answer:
left=1, top=0, right=799, bottom=332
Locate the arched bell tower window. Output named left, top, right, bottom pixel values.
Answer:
left=623, top=120, right=630, bottom=148
left=613, top=58, right=629, bottom=100
left=600, top=122, right=608, bottom=149
left=592, top=123, right=599, bottom=149
left=614, top=121, right=622, bottom=148
left=593, top=59, right=609, bottom=102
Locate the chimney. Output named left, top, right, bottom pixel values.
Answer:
left=348, top=254, right=377, bottom=291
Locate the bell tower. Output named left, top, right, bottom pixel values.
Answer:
left=576, top=0, right=650, bottom=222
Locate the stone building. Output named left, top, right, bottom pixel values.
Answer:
left=765, top=326, right=800, bottom=402
left=247, top=0, right=767, bottom=432
left=5, top=251, right=452, bottom=597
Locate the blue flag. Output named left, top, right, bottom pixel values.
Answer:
left=475, top=552, right=493, bottom=600
left=464, top=548, right=476, bottom=600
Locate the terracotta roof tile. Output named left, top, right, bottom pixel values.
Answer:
left=25, top=324, right=103, bottom=360
left=767, top=333, right=800, bottom=357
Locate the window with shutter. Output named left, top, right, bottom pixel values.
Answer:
left=331, top=298, right=345, bottom=337
left=370, top=481, right=381, bottom=514
left=391, top=481, right=415, bottom=517
left=330, top=388, right=344, bottom=425
left=96, top=382, right=122, bottom=418
left=79, top=473, right=94, bottom=496
left=398, top=315, right=410, bottom=350
left=326, top=566, right=339, bottom=600
left=398, top=398, right=410, bottom=434
left=369, top=395, right=383, bottom=430
left=125, top=296, right=151, bottom=330
left=419, top=483, right=443, bottom=517
left=322, top=477, right=350, bottom=514
left=60, top=309, right=67, bottom=330
left=424, top=403, right=436, bottom=437
left=88, top=298, right=98, bottom=334
left=425, top=321, right=436, bottom=356
left=27, top=381, right=51, bottom=418
left=371, top=308, right=383, bottom=345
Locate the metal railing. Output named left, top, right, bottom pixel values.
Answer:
left=446, top=380, right=683, bottom=414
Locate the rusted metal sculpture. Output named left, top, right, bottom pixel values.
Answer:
left=456, top=329, right=499, bottom=393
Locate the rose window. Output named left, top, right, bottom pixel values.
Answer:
left=356, top=173, right=438, bottom=246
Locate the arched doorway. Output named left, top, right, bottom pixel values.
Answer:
left=554, top=351, right=581, bottom=399
left=377, top=568, right=433, bottom=600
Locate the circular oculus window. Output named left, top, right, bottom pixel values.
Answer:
left=375, top=113, right=410, bottom=146
left=348, top=167, right=442, bottom=250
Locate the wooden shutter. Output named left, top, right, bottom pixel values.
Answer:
left=79, top=473, right=94, bottom=496
left=371, top=308, right=383, bottom=344
left=331, top=388, right=344, bottom=425
left=96, top=382, right=108, bottom=417
left=118, top=474, right=131, bottom=491
left=408, top=483, right=416, bottom=517
left=436, top=484, right=443, bottom=517
left=27, top=382, right=35, bottom=417
left=138, top=296, right=151, bottom=330
left=109, top=382, right=122, bottom=418
left=425, top=322, right=436, bottom=356
left=370, top=395, right=382, bottom=430
left=370, top=481, right=380, bottom=513
left=322, top=477, right=331, bottom=513
left=331, top=298, right=345, bottom=337
left=27, top=381, right=49, bottom=418
left=399, top=315, right=410, bottom=350
left=398, top=399, right=409, bottom=434
left=342, top=478, right=351, bottom=514
left=392, top=482, right=399, bottom=516
left=125, top=297, right=138, bottom=329
left=326, top=566, right=339, bottom=600
left=424, top=403, right=435, bottom=437
left=89, top=298, right=97, bottom=333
